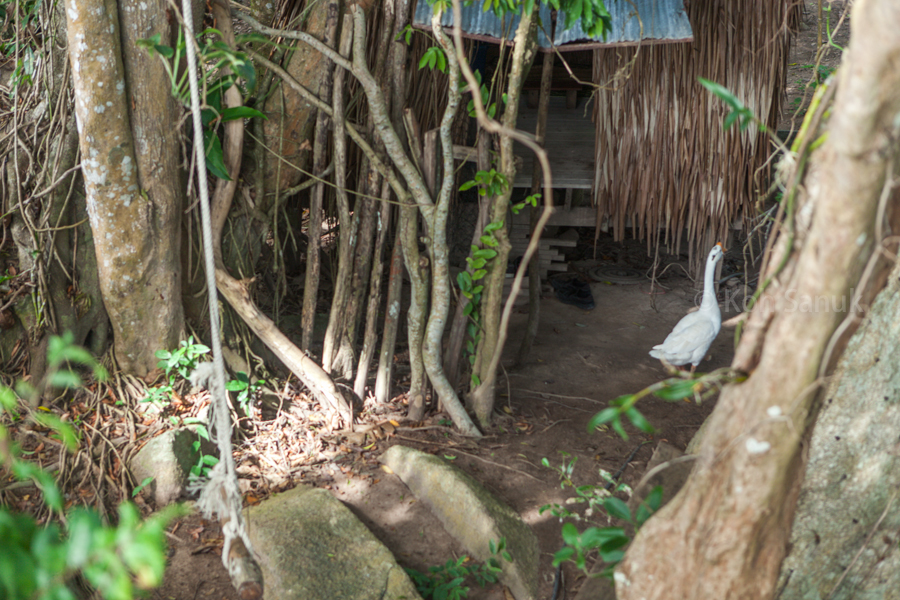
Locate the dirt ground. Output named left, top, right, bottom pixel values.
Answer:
left=153, top=231, right=745, bottom=600
left=153, top=2, right=851, bottom=599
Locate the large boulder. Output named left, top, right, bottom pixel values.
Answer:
left=245, top=485, right=421, bottom=600
left=381, top=444, right=540, bottom=600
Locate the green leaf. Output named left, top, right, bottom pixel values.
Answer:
left=723, top=110, right=740, bottom=131
left=66, top=508, right=101, bottom=569
left=0, top=386, right=16, bottom=412
left=473, top=248, right=498, bottom=261
left=483, top=220, right=504, bottom=234
left=552, top=546, right=575, bottom=567
left=460, top=179, right=477, bottom=192
left=698, top=77, right=746, bottom=112
left=611, top=416, right=629, bottom=440
left=480, top=235, right=499, bottom=247
left=602, top=497, right=632, bottom=523
left=232, top=59, right=257, bottom=93
left=624, top=407, right=655, bottom=434
left=220, top=106, right=267, bottom=122
left=48, top=370, right=82, bottom=390
left=32, top=412, right=79, bottom=452
left=560, top=522, right=579, bottom=545
left=457, top=271, right=473, bottom=290
left=652, top=380, right=696, bottom=401
left=635, top=485, right=664, bottom=528
left=472, top=269, right=487, bottom=280
left=202, top=130, right=232, bottom=181
left=587, top=407, right=619, bottom=432
left=580, top=526, right=622, bottom=548
left=132, top=477, right=155, bottom=498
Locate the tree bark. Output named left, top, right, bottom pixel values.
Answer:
left=469, top=9, right=537, bottom=427
left=445, top=130, right=491, bottom=391
left=374, top=224, right=403, bottom=404
left=301, top=0, right=339, bottom=353
left=420, top=10, right=479, bottom=435
left=65, top=0, right=182, bottom=376
left=354, top=182, right=392, bottom=398
left=617, top=2, right=900, bottom=597
left=321, top=13, right=355, bottom=372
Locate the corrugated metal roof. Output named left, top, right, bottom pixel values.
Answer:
left=412, top=0, right=692, bottom=48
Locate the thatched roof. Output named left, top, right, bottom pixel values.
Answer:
left=592, top=0, right=802, bottom=271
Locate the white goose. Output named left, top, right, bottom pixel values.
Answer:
left=650, top=243, right=724, bottom=372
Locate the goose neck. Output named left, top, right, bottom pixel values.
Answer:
left=701, top=258, right=718, bottom=309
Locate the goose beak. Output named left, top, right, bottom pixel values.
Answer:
left=716, top=242, right=723, bottom=250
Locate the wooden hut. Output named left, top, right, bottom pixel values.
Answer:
left=414, top=0, right=802, bottom=275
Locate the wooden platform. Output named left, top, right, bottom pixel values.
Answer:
left=513, top=96, right=595, bottom=190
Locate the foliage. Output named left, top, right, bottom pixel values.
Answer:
left=698, top=78, right=759, bottom=133
left=539, top=452, right=632, bottom=522
left=137, top=28, right=266, bottom=180
left=404, top=539, right=509, bottom=600
left=456, top=179, right=538, bottom=386
left=143, top=336, right=210, bottom=406
left=540, top=453, right=663, bottom=578
left=0, top=0, right=42, bottom=92
left=189, top=423, right=219, bottom=480
left=225, top=371, right=263, bottom=413
left=588, top=367, right=747, bottom=440
left=155, top=336, right=210, bottom=380
left=0, top=334, right=184, bottom=600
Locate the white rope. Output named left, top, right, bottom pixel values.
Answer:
left=179, top=0, right=254, bottom=572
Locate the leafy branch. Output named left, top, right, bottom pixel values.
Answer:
left=588, top=367, right=748, bottom=440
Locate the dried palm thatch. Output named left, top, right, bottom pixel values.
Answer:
left=592, top=0, right=803, bottom=273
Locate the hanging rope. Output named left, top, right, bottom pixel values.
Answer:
left=179, top=0, right=262, bottom=595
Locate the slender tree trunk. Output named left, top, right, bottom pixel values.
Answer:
left=445, top=131, right=491, bottom=391
left=333, top=2, right=395, bottom=378
left=618, top=3, right=900, bottom=597
left=374, top=0, right=410, bottom=407
left=321, top=13, right=355, bottom=373
left=469, top=10, right=537, bottom=426
left=375, top=222, right=403, bottom=404
left=400, top=199, right=429, bottom=420
left=419, top=10, right=482, bottom=437
left=516, top=48, right=553, bottom=366
left=354, top=182, right=392, bottom=398
left=65, top=0, right=183, bottom=376
left=301, top=0, right=339, bottom=353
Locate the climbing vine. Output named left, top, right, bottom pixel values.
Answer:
left=457, top=169, right=538, bottom=385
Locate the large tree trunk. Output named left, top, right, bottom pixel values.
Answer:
left=65, top=0, right=183, bottom=376
left=616, top=2, right=900, bottom=598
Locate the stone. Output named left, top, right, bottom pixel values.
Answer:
left=245, top=485, right=421, bottom=600
left=129, top=428, right=212, bottom=506
left=381, top=445, right=540, bottom=600
left=627, top=440, right=695, bottom=515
